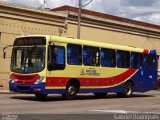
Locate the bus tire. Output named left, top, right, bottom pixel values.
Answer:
left=94, top=93, right=107, bottom=98
left=35, top=93, right=48, bottom=99
left=117, top=82, right=133, bottom=98
left=62, top=82, right=78, bottom=100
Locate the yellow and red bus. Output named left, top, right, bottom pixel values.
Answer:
left=4, top=35, right=158, bottom=100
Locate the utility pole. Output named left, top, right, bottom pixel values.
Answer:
left=77, top=0, right=92, bottom=39
left=41, top=0, right=51, bottom=9
left=40, top=0, right=46, bottom=9
left=77, top=0, right=82, bottom=39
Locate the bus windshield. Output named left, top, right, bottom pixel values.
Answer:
left=11, top=46, right=45, bottom=73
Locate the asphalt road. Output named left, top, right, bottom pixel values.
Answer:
left=0, top=90, right=160, bottom=120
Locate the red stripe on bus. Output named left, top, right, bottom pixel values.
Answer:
left=46, top=77, right=70, bottom=87
left=79, top=69, right=137, bottom=87
left=46, top=69, right=137, bottom=88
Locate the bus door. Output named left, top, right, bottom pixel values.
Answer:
left=46, top=42, right=66, bottom=90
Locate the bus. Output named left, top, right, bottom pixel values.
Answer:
left=3, top=35, right=158, bottom=100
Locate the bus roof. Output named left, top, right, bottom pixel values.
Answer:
left=16, top=35, right=155, bottom=54
left=50, top=36, right=150, bottom=54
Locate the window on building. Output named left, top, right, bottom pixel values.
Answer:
left=101, top=48, right=116, bottom=67
left=131, top=52, right=143, bottom=69
left=117, top=50, right=130, bottom=68
left=83, top=46, right=100, bottom=66
left=48, top=45, right=65, bottom=70
left=143, top=54, right=156, bottom=70
left=67, top=44, right=82, bottom=65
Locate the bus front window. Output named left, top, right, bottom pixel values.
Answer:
left=11, top=46, right=45, bottom=73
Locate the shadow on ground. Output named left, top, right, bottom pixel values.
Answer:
left=10, top=93, right=154, bottom=102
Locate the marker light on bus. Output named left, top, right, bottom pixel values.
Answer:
left=34, top=88, right=41, bottom=92
left=34, top=76, right=45, bottom=84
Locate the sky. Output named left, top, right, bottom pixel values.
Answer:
left=1, top=0, right=160, bottom=25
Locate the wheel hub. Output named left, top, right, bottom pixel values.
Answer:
left=126, top=86, right=132, bottom=95
left=68, top=86, right=75, bottom=95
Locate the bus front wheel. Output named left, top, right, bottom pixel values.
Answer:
left=62, top=82, right=78, bottom=100
left=35, top=93, right=48, bottom=99
left=117, top=82, right=133, bottom=98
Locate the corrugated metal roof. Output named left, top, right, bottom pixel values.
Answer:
left=52, top=5, right=160, bottom=30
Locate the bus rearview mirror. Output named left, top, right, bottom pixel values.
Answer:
left=3, top=45, right=13, bottom=59
left=3, top=51, right=6, bottom=59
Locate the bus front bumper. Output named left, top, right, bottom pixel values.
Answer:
left=9, top=82, right=46, bottom=94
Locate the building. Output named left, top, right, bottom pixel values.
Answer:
left=0, top=2, right=160, bottom=89
left=52, top=5, right=160, bottom=48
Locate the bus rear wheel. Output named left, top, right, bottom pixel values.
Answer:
left=62, top=82, right=78, bottom=100
left=94, top=93, right=107, bottom=98
left=35, top=93, right=48, bottom=99
left=117, top=82, right=133, bottom=98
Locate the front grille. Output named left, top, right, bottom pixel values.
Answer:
left=16, top=81, right=33, bottom=84
left=11, top=73, right=40, bottom=84
left=17, top=86, right=31, bottom=91
left=14, top=75, right=36, bottom=80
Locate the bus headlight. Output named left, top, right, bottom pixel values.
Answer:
left=9, top=77, right=16, bottom=84
left=35, top=76, right=45, bottom=84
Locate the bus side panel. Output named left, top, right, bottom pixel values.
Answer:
left=79, top=69, right=157, bottom=93
left=44, top=69, right=157, bottom=94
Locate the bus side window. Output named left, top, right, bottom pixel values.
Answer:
left=83, top=46, right=100, bottom=66
left=117, top=50, right=130, bottom=68
left=48, top=45, right=65, bottom=70
left=143, top=54, right=156, bottom=70
left=67, top=44, right=82, bottom=65
left=101, top=48, right=116, bottom=67
left=131, top=52, right=143, bottom=69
